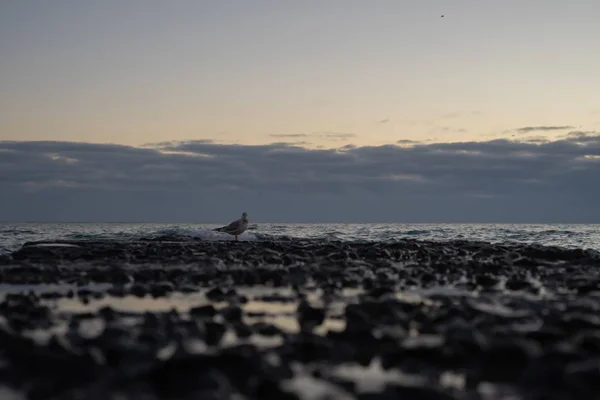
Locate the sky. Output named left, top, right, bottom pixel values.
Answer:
left=1, top=1, right=599, bottom=222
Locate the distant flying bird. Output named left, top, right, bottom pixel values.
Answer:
left=213, top=212, right=249, bottom=241
left=441, top=15, right=444, bottom=17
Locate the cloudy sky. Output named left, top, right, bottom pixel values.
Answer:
left=1, top=1, right=599, bottom=222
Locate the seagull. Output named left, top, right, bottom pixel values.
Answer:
left=213, top=212, right=249, bottom=241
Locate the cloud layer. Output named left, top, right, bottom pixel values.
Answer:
left=1, top=133, right=599, bottom=222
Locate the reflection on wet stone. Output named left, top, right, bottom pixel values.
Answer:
left=0, top=237, right=600, bottom=398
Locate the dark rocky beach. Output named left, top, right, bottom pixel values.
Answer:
left=1, top=237, right=600, bottom=399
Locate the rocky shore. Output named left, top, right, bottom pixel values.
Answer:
left=1, top=237, right=600, bottom=399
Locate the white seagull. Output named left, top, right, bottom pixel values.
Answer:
left=213, top=212, right=249, bottom=241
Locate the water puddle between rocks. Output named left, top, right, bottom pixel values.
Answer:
left=1, top=281, right=551, bottom=354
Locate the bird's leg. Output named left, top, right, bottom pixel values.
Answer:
left=235, top=235, right=238, bottom=241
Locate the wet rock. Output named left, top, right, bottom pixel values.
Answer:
left=252, top=322, right=282, bottom=337
left=233, top=323, right=253, bottom=339
left=190, top=304, right=217, bottom=319
left=505, top=277, right=533, bottom=291
left=381, top=334, right=448, bottom=371
left=258, top=293, right=296, bottom=303
left=38, top=291, right=65, bottom=300
left=221, top=305, right=243, bottom=323
left=297, top=300, right=325, bottom=333
left=97, top=306, right=117, bottom=322
left=280, top=333, right=335, bottom=364
left=107, top=284, right=129, bottom=297
left=564, top=359, right=600, bottom=393
left=475, top=273, right=499, bottom=288
left=204, top=321, right=226, bottom=346
left=366, top=285, right=396, bottom=299
left=206, top=287, right=228, bottom=301
left=382, top=384, right=458, bottom=400
left=149, top=281, right=174, bottom=297
left=130, top=283, right=148, bottom=298
left=477, top=338, right=542, bottom=382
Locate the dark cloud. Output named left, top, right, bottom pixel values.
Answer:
left=516, top=126, right=575, bottom=133
left=566, top=131, right=599, bottom=139
left=1, top=134, right=600, bottom=223
left=518, top=136, right=550, bottom=144
left=143, top=139, right=214, bottom=148
left=267, top=141, right=313, bottom=147
left=396, top=139, right=418, bottom=144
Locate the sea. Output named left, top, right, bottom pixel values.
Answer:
left=1, top=222, right=599, bottom=255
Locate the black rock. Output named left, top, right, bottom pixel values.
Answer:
left=505, top=277, right=532, bottom=291
left=297, top=300, right=326, bottom=332
left=130, top=283, right=148, bottom=298
left=233, top=323, right=253, bottom=339
left=477, top=338, right=542, bottom=382
left=149, top=281, right=174, bottom=297
left=190, top=304, right=217, bottom=319
left=252, top=322, right=282, bottom=337
left=221, top=305, right=243, bottom=323
left=204, top=321, right=226, bottom=346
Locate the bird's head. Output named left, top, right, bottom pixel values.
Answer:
left=242, top=212, right=248, bottom=222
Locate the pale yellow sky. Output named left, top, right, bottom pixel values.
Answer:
left=1, top=1, right=599, bottom=149
left=2, top=105, right=596, bottom=149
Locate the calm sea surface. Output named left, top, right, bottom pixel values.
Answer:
left=1, top=222, right=599, bottom=255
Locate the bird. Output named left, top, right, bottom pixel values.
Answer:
left=213, top=212, right=249, bottom=241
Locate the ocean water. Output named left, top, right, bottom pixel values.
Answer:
left=1, top=222, right=599, bottom=255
